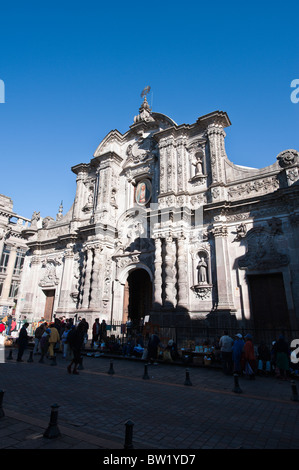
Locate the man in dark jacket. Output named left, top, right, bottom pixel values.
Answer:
left=17, top=322, right=29, bottom=362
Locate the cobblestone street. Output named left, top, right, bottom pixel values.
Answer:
left=1, top=349, right=299, bottom=454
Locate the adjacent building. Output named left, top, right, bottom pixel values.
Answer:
left=16, top=97, right=299, bottom=337
left=0, top=194, right=30, bottom=317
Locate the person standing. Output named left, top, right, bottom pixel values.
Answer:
left=244, top=334, right=256, bottom=379
left=67, top=322, right=86, bottom=375
left=39, top=328, right=51, bottom=363
left=91, top=318, right=100, bottom=348
left=100, top=319, right=107, bottom=342
left=33, top=322, right=46, bottom=355
left=17, top=322, right=29, bottom=362
left=147, top=330, right=162, bottom=365
left=232, top=334, right=245, bottom=374
left=219, top=331, right=234, bottom=375
left=5, top=315, right=12, bottom=335
left=48, top=323, right=60, bottom=359
left=273, top=335, right=290, bottom=380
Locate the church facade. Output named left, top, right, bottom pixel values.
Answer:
left=16, top=97, right=299, bottom=334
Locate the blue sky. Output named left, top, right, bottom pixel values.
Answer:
left=0, top=0, right=298, bottom=220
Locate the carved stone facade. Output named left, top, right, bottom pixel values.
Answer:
left=16, top=98, right=299, bottom=332
left=0, top=194, right=30, bottom=316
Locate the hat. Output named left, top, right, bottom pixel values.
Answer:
left=46, top=328, right=51, bottom=334
left=168, top=340, right=174, bottom=346
left=245, top=334, right=252, bottom=340
left=235, top=333, right=242, bottom=339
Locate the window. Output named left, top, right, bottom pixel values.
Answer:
left=0, top=245, right=10, bottom=273
left=9, top=280, right=19, bottom=298
left=13, top=249, right=26, bottom=275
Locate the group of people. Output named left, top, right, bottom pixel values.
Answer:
left=15, top=316, right=104, bottom=375
left=218, top=330, right=292, bottom=380
left=0, top=315, right=17, bottom=335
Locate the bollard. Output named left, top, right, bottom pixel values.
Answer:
left=291, top=380, right=299, bottom=402
left=7, top=349, right=13, bottom=360
left=27, top=351, right=34, bottom=363
left=43, top=404, right=61, bottom=439
left=232, top=373, right=243, bottom=394
left=50, top=356, right=57, bottom=366
left=184, top=368, right=192, bottom=386
left=124, top=420, right=134, bottom=449
left=78, top=356, right=84, bottom=370
left=0, top=390, right=4, bottom=418
left=107, top=359, right=115, bottom=375
left=142, top=364, right=150, bottom=380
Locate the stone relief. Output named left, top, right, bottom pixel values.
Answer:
left=126, top=136, right=158, bottom=165
left=39, top=257, right=62, bottom=287
left=238, top=227, right=289, bottom=271
left=227, top=176, right=279, bottom=200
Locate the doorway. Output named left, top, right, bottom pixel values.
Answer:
left=123, top=269, right=152, bottom=330
left=247, top=273, right=290, bottom=330
left=43, top=289, right=55, bottom=323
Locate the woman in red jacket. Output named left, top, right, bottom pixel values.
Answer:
left=244, top=334, right=256, bottom=379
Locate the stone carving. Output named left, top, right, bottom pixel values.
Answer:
left=39, top=258, right=61, bottom=287
left=227, top=176, right=279, bottom=200
left=126, top=136, right=158, bottom=165
left=277, top=149, right=298, bottom=168
left=30, top=211, right=40, bottom=229
left=191, top=285, right=212, bottom=300
left=133, top=96, right=155, bottom=124
left=197, top=257, right=208, bottom=284
left=233, top=223, right=247, bottom=241
left=42, top=216, right=55, bottom=228
left=238, top=227, right=289, bottom=270
left=82, top=192, right=94, bottom=212
left=268, top=217, right=283, bottom=235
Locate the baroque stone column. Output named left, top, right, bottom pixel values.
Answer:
left=153, top=237, right=163, bottom=308
left=22, top=254, right=40, bottom=315
left=213, top=226, right=235, bottom=310
left=89, top=244, right=102, bottom=309
left=72, top=166, right=88, bottom=221
left=164, top=236, right=177, bottom=308
left=81, top=246, right=94, bottom=309
left=56, top=245, right=75, bottom=313
left=177, top=236, right=188, bottom=309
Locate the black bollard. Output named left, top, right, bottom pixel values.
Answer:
left=291, top=380, right=299, bottom=402
left=27, top=351, right=34, bottom=363
left=232, top=373, right=243, bottom=394
left=78, top=356, right=84, bottom=370
left=107, top=359, right=115, bottom=375
left=43, top=404, right=61, bottom=439
left=0, top=390, right=4, bottom=418
left=143, top=364, right=150, bottom=380
left=184, top=368, right=192, bottom=386
left=124, top=420, right=134, bottom=449
left=7, top=349, right=13, bottom=360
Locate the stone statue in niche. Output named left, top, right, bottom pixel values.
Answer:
left=192, top=153, right=203, bottom=175
left=197, top=256, right=208, bottom=284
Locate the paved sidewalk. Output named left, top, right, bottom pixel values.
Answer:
left=1, top=348, right=299, bottom=450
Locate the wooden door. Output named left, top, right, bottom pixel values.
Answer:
left=43, top=290, right=55, bottom=323
left=248, top=273, right=290, bottom=330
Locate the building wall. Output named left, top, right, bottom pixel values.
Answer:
left=16, top=101, right=299, bottom=333
left=0, top=194, right=30, bottom=317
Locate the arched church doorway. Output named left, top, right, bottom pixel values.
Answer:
left=122, top=269, right=152, bottom=331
